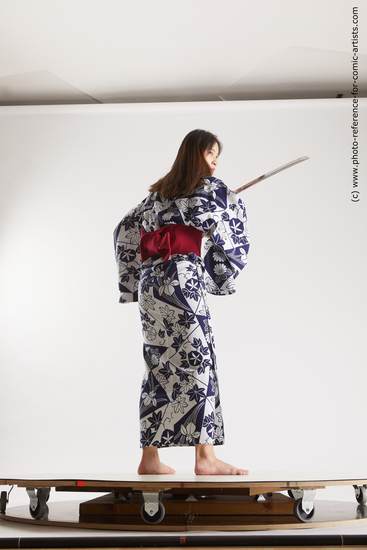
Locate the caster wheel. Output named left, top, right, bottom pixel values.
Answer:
left=0, top=491, right=7, bottom=514
left=140, top=501, right=165, bottom=525
left=357, top=505, right=367, bottom=519
left=288, top=489, right=303, bottom=500
left=356, top=486, right=367, bottom=505
left=30, top=501, right=49, bottom=520
left=293, top=498, right=315, bottom=522
left=29, top=488, right=50, bottom=520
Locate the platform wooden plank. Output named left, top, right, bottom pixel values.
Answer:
left=79, top=492, right=295, bottom=518
left=1, top=471, right=367, bottom=490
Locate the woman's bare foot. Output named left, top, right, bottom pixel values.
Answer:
left=194, top=444, right=248, bottom=475
left=138, top=446, right=176, bottom=475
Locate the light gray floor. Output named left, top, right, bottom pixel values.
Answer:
left=1, top=519, right=367, bottom=539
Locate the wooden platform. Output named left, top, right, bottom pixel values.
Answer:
left=1, top=472, right=367, bottom=531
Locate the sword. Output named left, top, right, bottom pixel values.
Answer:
left=234, top=156, right=309, bottom=194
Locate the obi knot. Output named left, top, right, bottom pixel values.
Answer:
left=155, top=228, right=172, bottom=262
left=140, top=225, right=202, bottom=263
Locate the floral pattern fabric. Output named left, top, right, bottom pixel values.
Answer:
left=113, top=177, right=249, bottom=447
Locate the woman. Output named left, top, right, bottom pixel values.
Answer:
left=114, top=130, right=250, bottom=475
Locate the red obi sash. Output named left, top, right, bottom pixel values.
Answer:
left=140, top=225, right=202, bottom=263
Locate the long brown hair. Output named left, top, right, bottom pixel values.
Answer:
left=149, top=129, right=222, bottom=197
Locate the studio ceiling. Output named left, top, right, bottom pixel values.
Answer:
left=0, top=0, right=366, bottom=105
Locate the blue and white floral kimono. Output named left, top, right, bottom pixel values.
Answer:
left=114, top=177, right=249, bottom=448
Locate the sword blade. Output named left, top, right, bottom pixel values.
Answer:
left=234, top=156, right=309, bottom=194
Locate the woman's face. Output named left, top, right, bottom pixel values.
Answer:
left=203, top=141, right=219, bottom=176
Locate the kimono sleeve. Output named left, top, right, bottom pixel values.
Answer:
left=113, top=201, right=144, bottom=304
left=202, top=180, right=250, bottom=296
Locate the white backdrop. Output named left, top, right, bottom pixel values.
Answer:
left=0, top=99, right=366, bottom=502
